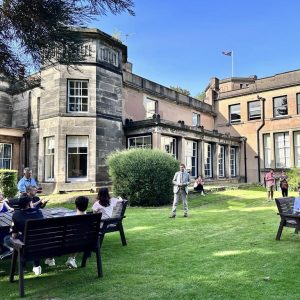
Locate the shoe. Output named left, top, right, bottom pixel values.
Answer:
left=32, top=266, right=42, bottom=275
left=184, top=214, right=188, bottom=217
left=44, top=258, right=55, bottom=267
left=65, top=257, right=77, bottom=269
left=169, top=215, right=176, bottom=218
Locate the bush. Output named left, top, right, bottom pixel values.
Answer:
left=107, top=149, right=179, bottom=206
left=286, top=168, right=300, bottom=191
left=0, top=169, right=18, bottom=198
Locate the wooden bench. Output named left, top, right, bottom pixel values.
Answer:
left=99, top=200, right=128, bottom=247
left=9, top=213, right=103, bottom=297
left=275, top=197, right=300, bottom=240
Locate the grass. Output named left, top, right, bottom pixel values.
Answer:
left=1, top=187, right=300, bottom=299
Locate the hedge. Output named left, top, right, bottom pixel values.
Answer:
left=0, top=169, right=18, bottom=198
left=286, top=168, right=300, bottom=191
left=107, top=149, right=179, bottom=206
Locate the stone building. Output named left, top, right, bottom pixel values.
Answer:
left=1, top=27, right=267, bottom=193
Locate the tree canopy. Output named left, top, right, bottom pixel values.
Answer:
left=0, top=0, right=134, bottom=80
left=169, top=85, right=191, bottom=96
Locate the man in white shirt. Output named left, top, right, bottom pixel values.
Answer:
left=170, top=164, right=190, bottom=218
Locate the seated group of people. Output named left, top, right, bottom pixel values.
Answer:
left=0, top=168, right=121, bottom=276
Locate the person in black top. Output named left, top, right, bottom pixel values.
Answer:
left=25, top=185, right=48, bottom=209
left=3, top=197, right=44, bottom=275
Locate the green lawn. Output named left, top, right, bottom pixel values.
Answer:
left=1, top=187, right=300, bottom=299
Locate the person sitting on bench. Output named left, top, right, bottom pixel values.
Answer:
left=92, top=188, right=120, bottom=219
left=25, top=185, right=48, bottom=209
left=3, top=196, right=50, bottom=275
left=0, top=192, right=14, bottom=213
left=65, top=196, right=89, bottom=269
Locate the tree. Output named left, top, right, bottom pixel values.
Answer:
left=170, top=85, right=191, bottom=96
left=0, top=0, right=134, bottom=80
left=195, top=91, right=206, bottom=101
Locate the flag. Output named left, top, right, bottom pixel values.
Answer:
left=222, top=51, right=232, bottom=56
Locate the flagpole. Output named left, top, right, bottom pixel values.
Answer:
left=231, top=50, right=234, bottom=77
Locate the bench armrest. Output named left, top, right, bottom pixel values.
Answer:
left=101, top=217, right=122, bottom=224
left=11, top=238, right=25, bottom=250
left=278, top=213, right=300, bottom=219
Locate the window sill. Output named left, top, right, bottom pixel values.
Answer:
left=67, top=178, right=88, bottom=182
left=247, top=118, right=262, bottom=122
left=228, top=121, right=244, bottom=126
left=271, top=115, right=291, bottom=121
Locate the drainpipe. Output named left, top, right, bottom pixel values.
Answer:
left=25, top=92, right=32, bottom=167
left=242, top=137, right=247, bottom=183
left=256, top=96, right=266, bottom=184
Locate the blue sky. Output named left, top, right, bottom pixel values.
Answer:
left=90, top=0, right=300, bottom=96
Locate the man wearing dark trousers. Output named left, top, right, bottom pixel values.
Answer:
left=3, top=197, right=44, bottom=275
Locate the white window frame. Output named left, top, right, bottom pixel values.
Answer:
left=185, top=140, right=197, bottom=177
left=128, top=136, right=152, bottom=149
left=44, top=137, right=55, bottom=182
left=67, top=136, right=89, bottom=182
left=294, top=131, right=300, bottom=168
left=230, top=147, right=237, bottom=177
left=161, top=136, right=177, bottom=158
left=0, top=143, right=12, bottom=169
left=218, top=145, right=225, bottom=178
left=67, top=80, right=89, bottom=113
left=229, top=104, right=241, bottom=124
left=204, top=143, right=212, bottom=178
left=192, top=112, right=200, bottom=126
left=144, top=97, right=158, bottom=119
left=263, top=134, right=271, bottom=168
left=274, top=132, right=290, bottom=168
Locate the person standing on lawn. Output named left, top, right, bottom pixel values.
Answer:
left=279, top=170, right=289, bottom=197
left=265, top=169, right=276, bottom=201
left=170, top=163, right=190, bottom=218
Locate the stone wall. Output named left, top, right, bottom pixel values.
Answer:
left=95, top=67, right=123, bottom=184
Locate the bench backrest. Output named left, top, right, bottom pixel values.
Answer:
left=8, top=198, right=21, bottom=209
left=275, top=197, right=295, bottom=214
left=112, top=200, right=128, bottom=219
left=23, top=213, right=102, bottom=261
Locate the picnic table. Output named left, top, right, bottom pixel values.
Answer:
left=0, top=207, right=73, bottom=234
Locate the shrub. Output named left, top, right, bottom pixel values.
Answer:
left=286, top=168, right=300, bottom=191
left=107, top=148, right=179, bottom=206
left=0, top=169, right=18, bottom=198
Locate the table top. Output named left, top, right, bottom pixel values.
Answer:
left=0, top=207, right=73, bottom=232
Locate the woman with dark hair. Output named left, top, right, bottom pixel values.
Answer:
left=279, top=170, right=289, bottom=197
left=92, top=187, right=120, bottom=219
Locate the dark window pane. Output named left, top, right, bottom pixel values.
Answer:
left=79, top=147, right=87, bottom=153
left=68, top=147, right=77, bottom=153
left=68, top=154, right=87, bottom=178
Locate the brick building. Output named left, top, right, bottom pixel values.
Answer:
left=206, top=70, right=300, bottom=183
left=3, top=27, right=298, bottom=192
